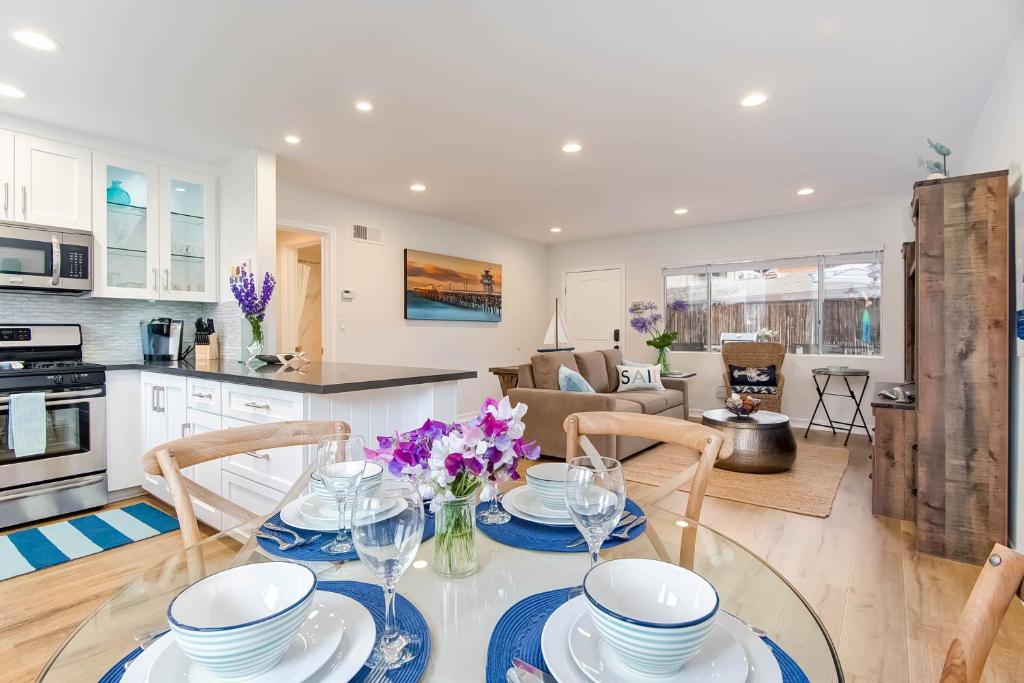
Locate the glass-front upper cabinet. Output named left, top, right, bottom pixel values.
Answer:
left=92, top=154, right=160, bottom=298
left=159, top=168, right=216, bottom=302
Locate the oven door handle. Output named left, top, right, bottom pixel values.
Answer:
left=0, top=388, right=104, bottom=404
left=51, top=235, right=61, bottom=286
left=0, top=474, right=106, bottom=503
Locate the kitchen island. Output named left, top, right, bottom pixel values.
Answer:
left=97, top=358, right=476, bottom=530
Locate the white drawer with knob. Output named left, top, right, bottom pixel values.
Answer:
left=186, top=378, right=221, bottom=414
left=220, top=416, right=306, bottom=493
left=221, top=382, right=303, bottom=423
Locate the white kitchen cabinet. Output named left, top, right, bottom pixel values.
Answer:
left=92, top=153, right=161, bottom=298
left=13, top=133, right=91, bottom=231
left=0, top=129, right=13, bottom=222
left=140, top=372, right=187, bottom=503
left=159, top=167, right=217, bottom=302
left=184, top=408, right=223, bottom=529
left=221, top=470, right=279, bottom=530
left=221, top=415, right=307, bottom=493
left=105, top=370, right=143, bottom=492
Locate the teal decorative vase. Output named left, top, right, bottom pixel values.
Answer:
left=106, top=180, right=131, bottom=206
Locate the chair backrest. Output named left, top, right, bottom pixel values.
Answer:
left=940, top=544, right=1024, bottom=683
left=563, top=412, right=733, bottom=524
left=142, top=420, right=346, bottom=548
left=722, top=342, right=786, bottom=373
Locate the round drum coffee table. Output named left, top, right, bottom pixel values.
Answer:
left=701, top=409, right=797, bottom=473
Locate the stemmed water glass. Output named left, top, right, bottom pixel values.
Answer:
left=565, top=455, right=626, bottom=570
left=352, top=477, right=425, bottom=670
left=317, top=434, right=366, bottom=554
left=478, top=481, right=511, bottom=525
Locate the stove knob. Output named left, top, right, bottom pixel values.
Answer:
left=68, top=374, right=79, bottom=384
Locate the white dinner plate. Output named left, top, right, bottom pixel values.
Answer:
left=568, top=606, right=748, bottom=682
left=281, top=494, right=398, bottom=531
left=502, top=487, right=574, bottom=527
left=124, top=591, right=374, bottom=683
left=300, top=495, right=344, bottom=524
left=541, top=597, right=782, bottom=683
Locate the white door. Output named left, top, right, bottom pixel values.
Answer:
left=92, top=153, right=161, bottom=298
left=140, top=373, right=170, bottom=501
left=564, top=267, right=625, bottom=353
left=13, top=133, right=92, bottom=230
left=0, top=129, right=13, bottom=222
left=159, top=167, right=217, bottom=302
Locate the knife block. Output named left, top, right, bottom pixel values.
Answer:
left=195, top=333, right=219, bottom=362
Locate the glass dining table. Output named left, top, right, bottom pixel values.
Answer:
left=38, top=487, right=844, bottom=682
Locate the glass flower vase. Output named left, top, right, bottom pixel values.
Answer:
left=433, top=493, right=478, bottom=577
left=656, top=346, right=671, bottom=374
left=241, top=316, right=264, bottom=363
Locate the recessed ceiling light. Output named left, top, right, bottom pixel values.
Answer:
left=0, top=83, right=26, bottom=99
left=175, top=187, right=186, bottom=192
left=354, top=100, right=373, bottom=112
left=673, top=208, right=689, bottom=215
left=561, top=142, right=582, bottom=153
left=739, top=92, right=769, bottom=107
left=284, top=134, right=301, bottom=144
left=549, top=226, right=563, bottom=233
left=410, top=183, right=426, bottom=192
left=10, top=29, right=59, bottom=51
left=797, top=187, right=815, bottom=196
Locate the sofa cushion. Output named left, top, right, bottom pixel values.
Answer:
left=531, top=351, right=578, bottom=390
left=573, top=351, right=611, bottom=393
left=558, top=365, right=595, bottom=393
left=608, top=388, right=686, bottom=414
left=600, top=348, right=624, bottom=391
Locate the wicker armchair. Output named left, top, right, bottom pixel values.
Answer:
left=721, top=342, right=786, bottom=412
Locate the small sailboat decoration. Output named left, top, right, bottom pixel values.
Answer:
left=537, top=298, right=574, bottom=352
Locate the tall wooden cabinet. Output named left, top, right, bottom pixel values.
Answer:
left=912, top=170, right=1010, bottom=564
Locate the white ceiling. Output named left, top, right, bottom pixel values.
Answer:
left=2, top=1, right=1022, bottom=243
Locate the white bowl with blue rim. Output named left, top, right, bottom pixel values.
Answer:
left=583, top=558, right=720, bottom=676
left=525, top=462, right=570, bottom=513
left=311, top=461, right=383, bottom=504
left=167, top=562, right=317, bottom=680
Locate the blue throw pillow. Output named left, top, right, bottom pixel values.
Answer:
left=558, top=365, right=595, bottom=393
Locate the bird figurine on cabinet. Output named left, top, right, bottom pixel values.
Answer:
left=926, top=138, right=951, bottom=178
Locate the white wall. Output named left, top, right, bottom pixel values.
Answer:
left=277, top=181, right=549, bottom=417
left=962, top=24, right=1024, bottom=549
left=547, top=198, right=915, bottom=428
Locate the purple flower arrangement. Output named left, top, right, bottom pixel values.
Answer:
left=365, top=396, right=540, bottom=511
left=229, top=265, right=276, bottom=345
left=628, top=301, right=680, bottom=372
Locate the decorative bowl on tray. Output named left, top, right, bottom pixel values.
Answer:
left=725, top=392, right=761, bottom=417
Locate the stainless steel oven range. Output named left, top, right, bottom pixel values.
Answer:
left=0, top=324, right=106, bottom=528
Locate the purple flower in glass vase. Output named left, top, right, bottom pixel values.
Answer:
left=230, top=265, right=276, bottom=352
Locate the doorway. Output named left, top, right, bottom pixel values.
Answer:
left=563, top=266, right=625, bottom=353
left=276, top=227, right=325, bottom=360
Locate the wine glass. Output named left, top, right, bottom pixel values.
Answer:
left=565, top=455, right=626, bottom=570
left=352, top=477, right=425, bottom=670
left=317, top=434, right=366, bottom=554
left=478, top=479, right=511, bottom=525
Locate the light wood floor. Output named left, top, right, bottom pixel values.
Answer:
left=0, top=431, right=1021, bottom=682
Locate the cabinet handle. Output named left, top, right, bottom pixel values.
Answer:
left=51, top=235, right=61, bottom=286
left=3, top=182, right=7, bottom=215
left=151, top=385, right=158, bottom=413
left=152, top=267, right=158, bottom=292
left=181, top=422, right=192, bottom=438
left=21, top=185, right=27, bottom=219
left=156, top=386, right=165, bottom=413
left=246, top=451, right=271, bottom=460
left=243, top=401, right=271, bottom=410
left=192, top=391, right=213, bottom=400
left=163, top=268, right=169, bottom=291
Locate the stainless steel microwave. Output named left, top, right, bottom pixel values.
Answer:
left=0, top=224, right=92, bottom=292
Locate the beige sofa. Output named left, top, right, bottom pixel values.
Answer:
left=507, top=349, right=690, bottom=461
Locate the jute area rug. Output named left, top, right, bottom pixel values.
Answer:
left=621, top=441, right=850, bottom=518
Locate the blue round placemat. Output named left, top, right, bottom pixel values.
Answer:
left=484, top=587, right=810, bottom=683
left=98, top=580, right=429, bottom=683
left=476, top=498, right=645, bottom=552
left=257, top=510, right=436, bottom=562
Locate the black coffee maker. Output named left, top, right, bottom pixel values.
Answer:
left=140, top=318, right=184, bottom=361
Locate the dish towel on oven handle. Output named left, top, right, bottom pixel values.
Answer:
left=8, top=392, right=46, bottom=457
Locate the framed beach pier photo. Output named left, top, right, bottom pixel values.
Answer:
left=404, top=249, right=502, bottom=322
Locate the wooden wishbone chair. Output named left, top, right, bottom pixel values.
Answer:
left=142, top=420, right=346, bottom=550
left=563, top=412, right=733, bottom=524
left=940, top=544, right=1024, bottom=683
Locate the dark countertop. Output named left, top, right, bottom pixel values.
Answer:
left=871, top=381, right=916, bottom=410
left=93, top=357, right=477, bottom=394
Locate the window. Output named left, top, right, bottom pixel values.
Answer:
left=664, top=250, right=882, bottom=355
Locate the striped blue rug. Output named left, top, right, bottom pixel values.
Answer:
left=0, top=503, right=179, bottom=581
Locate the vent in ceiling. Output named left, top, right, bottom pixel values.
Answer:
left=351, top=224, right=382, bottom=245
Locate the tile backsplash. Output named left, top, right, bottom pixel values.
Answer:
left=0, top=293, right=242, bottom=362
